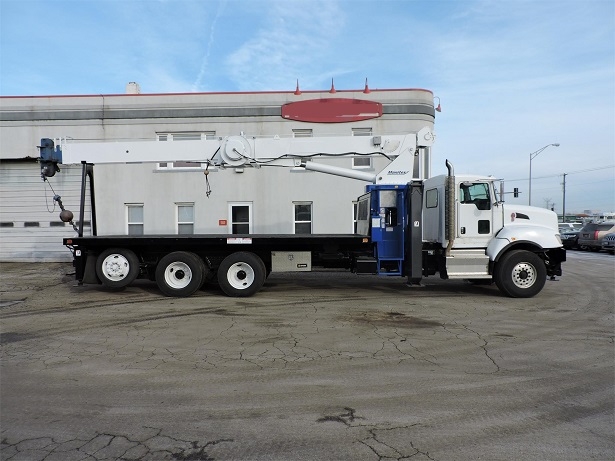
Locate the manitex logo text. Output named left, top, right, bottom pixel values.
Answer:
left=387, top=171, right=408, bottom=175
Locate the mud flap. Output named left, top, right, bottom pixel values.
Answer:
left=545, top=247, right=566, bottom=277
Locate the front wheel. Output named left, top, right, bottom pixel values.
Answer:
left=217, top=252, right=266, bottom=297
left=494, top=250, right=546, bottom=298
left=155, top=251, right=205, bottom=297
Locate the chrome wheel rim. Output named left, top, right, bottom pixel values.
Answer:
left=511, top=262, right=536, bottom=289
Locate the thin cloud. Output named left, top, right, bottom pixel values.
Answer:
left=225, top=0, right=345, bottom=90
left=192, top=0, right=227, bottom=91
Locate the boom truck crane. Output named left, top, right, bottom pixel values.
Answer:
left=38, top=128, right=565, bottom=298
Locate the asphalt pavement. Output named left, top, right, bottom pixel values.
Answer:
left=1, top=251, right=613, bottom=460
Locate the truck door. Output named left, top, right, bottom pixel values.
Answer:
left=367, top=186, right=406, bottom=275
left=456, top=182, right=494, bottom=246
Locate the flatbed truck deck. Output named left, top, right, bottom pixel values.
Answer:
left=65, top=233, right=380, bottom=298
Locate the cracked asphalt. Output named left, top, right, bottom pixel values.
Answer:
left=1, top=251, right=613, bottom=460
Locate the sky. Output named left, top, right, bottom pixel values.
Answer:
left=1, top=0, right=614, bottom=215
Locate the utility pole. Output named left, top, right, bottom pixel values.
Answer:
left=562, top=173, right=567, bottom=223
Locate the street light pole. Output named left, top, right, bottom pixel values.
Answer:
left=562, top=173, right=567, bottom=223
left=529, top=143, right=560, bottom=206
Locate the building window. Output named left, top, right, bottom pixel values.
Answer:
left=352, top=127, right=372, bottom=136
left=126, top=204, right=144, bottom=235
left=352, top=155, right=372, bottom=170
left=229, top=203, right=252, bottom=234
left=159, top=161, right=202, bottom=168
left=294, top=202, right=312, bottom=234
left=353, top=156, right=372, bottom=169
left=292, top=129, right=313, bottom=138
left=157, top=131, right=215, bottom=169
left=177, top=203, right=194, bottom=234
left=352, top=127, right=373, bottom=169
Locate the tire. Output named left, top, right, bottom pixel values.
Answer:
left=155, top=251, right=205, bottom=297
left=96, top=248, right=140, bottom=289
left=494, top=250, right=546, bottom=298
left=200, top=269, right=219, bottom=289
left=217, top=252, right=266, bottom=297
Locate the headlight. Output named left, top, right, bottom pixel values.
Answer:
left=555, top=234, right=562, bottom=244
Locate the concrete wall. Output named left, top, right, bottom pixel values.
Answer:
left=0, top=88, right=435, bottom=261
left=93, top=159, right=376, bottom=236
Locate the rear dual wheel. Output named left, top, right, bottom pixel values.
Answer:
left=217, top=252, right=266, bottom=297
left=156, top=251, right=207, bottom=297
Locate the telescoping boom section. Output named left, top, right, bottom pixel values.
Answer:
left=37, top=127, right=564, bottom=299
left=39, top=127, right=435, bottom=184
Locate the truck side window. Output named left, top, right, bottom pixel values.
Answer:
left=425, top=188, right=438, bottom=208
left=460, top=183, right=491, bottom=210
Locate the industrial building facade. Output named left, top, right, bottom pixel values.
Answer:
left=0, top=85, right=436, bottom=261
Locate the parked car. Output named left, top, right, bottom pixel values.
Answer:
left=558, top=222, right=583, bottom=231
left=602, top=233, right=615, bottom=254
left=560, top=229, right=580, bottom=250
left=577, top=222, right=615, bottom=251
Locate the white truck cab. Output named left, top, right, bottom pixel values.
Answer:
left=422, top=167, right=563, bottom=297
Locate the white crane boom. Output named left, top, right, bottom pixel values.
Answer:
left=40, top=127, right=435, bottom=184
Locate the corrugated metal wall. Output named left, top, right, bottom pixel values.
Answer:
left=0, top=162, right=90, bottom=261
